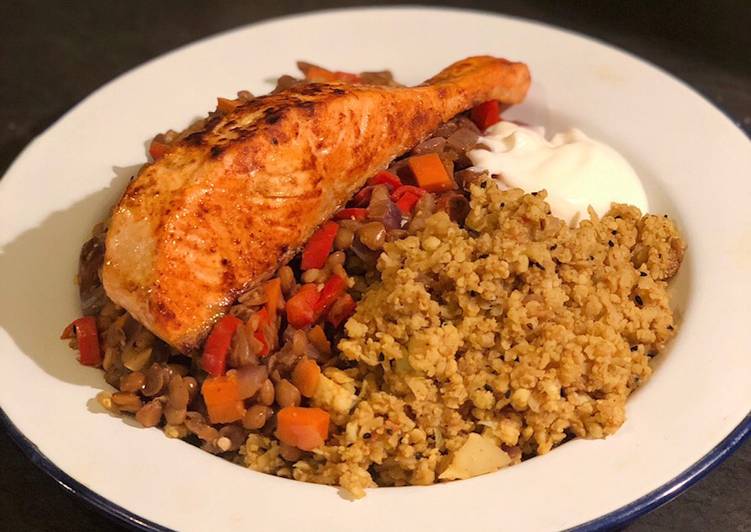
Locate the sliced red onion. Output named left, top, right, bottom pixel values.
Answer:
left=447, top=127, right=480, bottom=153
left=367, top=198, right=402, bottom=230
left=236, top=365, right=268, bottom=400
left=350, top=238, right=381, bottom=264
left=412, top=136, right=447, bottom=155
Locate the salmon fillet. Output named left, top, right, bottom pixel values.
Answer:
left=103, top=56, right=531, bottom=351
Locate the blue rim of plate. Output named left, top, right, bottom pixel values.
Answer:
left=2, top=403, right=749, bottom=531
left=1, top=6, right=750, bottom=531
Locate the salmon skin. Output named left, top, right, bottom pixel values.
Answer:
left=103, top=56, right=531, bottom=351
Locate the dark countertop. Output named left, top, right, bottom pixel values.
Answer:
left=1, top=1, right=749, bottom=530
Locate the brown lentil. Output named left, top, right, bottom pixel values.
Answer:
left=275, top=379, right=301, bottom=407
left=119, top=371, right=145, bottom=393
left=257, top=379, right=275, bottom=406
left=243, top=405, right=272, bottom=430
left=278, top=265, right=296, bottom=295
left=135, top=400, right=163, bottom=427
left=164, top=405, right=187, bottom=425
left=334, top=226, right=355, bottom=250
left=358, top=222, right=387, bottom=250
left=111, top=391, right=143, bottom=413
left=142, top=363, right=165, bottom=397
left=279, top=443, right=303, bottom=462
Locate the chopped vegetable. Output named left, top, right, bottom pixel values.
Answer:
left=264, top=278, right=282, bottom=317
left=61, top=316, right=101, bottom=366
left=300, top=63, right=361, bottom=84
left=334, top=208, right=368, bottom=221
left=148, top=138, right=170, bottom=161
left=470, top=100, right=501, bottom=131
left=391, top=185, right=426, bottom=201
left=352, top=186, right=374, bottom=207
left=276, top=406, right=330, bottom=451
left=301, top=222, right=339, bottom=270
left=292, top=358, right=322, bottom=398
left=307, top=325, right=331, bottom=356
left=326, top=293, right=356, bottom=328
left=438, top=433, right=510, bottom=480
left=201, top=315, right=243, bottom=376
left=395, top=191, right=422, bottom=214
left=201, top=373, right=246, bottom=424
left=368, top=170, right=402, bottom=190
left=253, top=308, right=272, bottom=357
left=313, top=275, right=346, bottom=318
left=216, top=97, right=240, bottom=114
left=408, top=153, right=454, bottom=193
left=392, top=185, right=427, bottom=214
left=235, top=365, right=268, bottom=400
left=285, top=284, right=320, bottom=329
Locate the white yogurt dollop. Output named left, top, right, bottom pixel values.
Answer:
left=468, top=122, right=648, bottom=225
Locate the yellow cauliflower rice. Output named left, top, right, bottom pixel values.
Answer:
left=241, top=178, right=685, bottom=497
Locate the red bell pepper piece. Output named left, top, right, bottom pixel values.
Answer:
left=394, top=191, right=422, bottom=214
left=470, top=100, right=501, bottom=131
left=301, top=222, right=339, bottom=270
left=61, top=316, right=101, bottom=366
left=352, top=186, right=374, bottom=207
left=327, top=294, right=357, bottom=328
left=392, top=185, right=427, bottom=214
left=334, top=208, right=368, bottom=221
left=391, top=185, right=426, bottom=201
left=201, top=315, right=243, bottom=376
left=286, top=284, right=321, bottom=329
left=368, top=171, right=402, bottom=190
left=313, top=275, right=346, bottom=318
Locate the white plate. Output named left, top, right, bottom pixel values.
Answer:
left=1, top=7, right=750, bottom=531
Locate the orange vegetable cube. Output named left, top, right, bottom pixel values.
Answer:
left=408, top=153, right=455, bottom=193
left=276, top=406, right=330, bottom=451
left=201, top=373, right=246, bottom=424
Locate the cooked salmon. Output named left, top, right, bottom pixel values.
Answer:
left=102, top=56, right=531, bottom=351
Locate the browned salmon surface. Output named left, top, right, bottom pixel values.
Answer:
left=102, top=56, right=531, bottom=351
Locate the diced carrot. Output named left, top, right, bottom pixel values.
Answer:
left=148, top=138, right=170, bottom=161
left=276, top=406, right=330, bottom=451
left=313, top=275, right=346, bottom=318
left=286, top=284, right=320, bottom=329
left=307, top=325, right=331, bottom=356
left=201, top=315, right=243, bottom=376
left=470, top=100, right=501, bottom=131
left=368, top=170, right=402, bottom=190
left=302, top=65, right=361, bottom=83
left=292, top=358, right=322, bottom=398
left=301, top=222, right=339, bottom=270
left=253, top=308, right=272, bottom=357
left=332, top=71, right=362, bottom=83
left=334, top=208, right=368, bottom=221
left=408, top=153, right=455, bottom=193
left=216, top=97, right=240, bottom=114
left=62, top=317, right=101, bottom=366
left=326, top=293, right=356, bottom=328
left=202, top=373, right=246, bottom=424
left=264, top=278, right=282, bottom=317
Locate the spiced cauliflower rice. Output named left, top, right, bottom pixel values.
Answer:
left=241, top=179, right=684, bottom=497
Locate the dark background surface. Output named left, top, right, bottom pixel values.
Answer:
left=0, top=1, right=749, bottom=530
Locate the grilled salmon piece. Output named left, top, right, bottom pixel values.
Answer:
left=103, top=56, right=531, bottom=351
